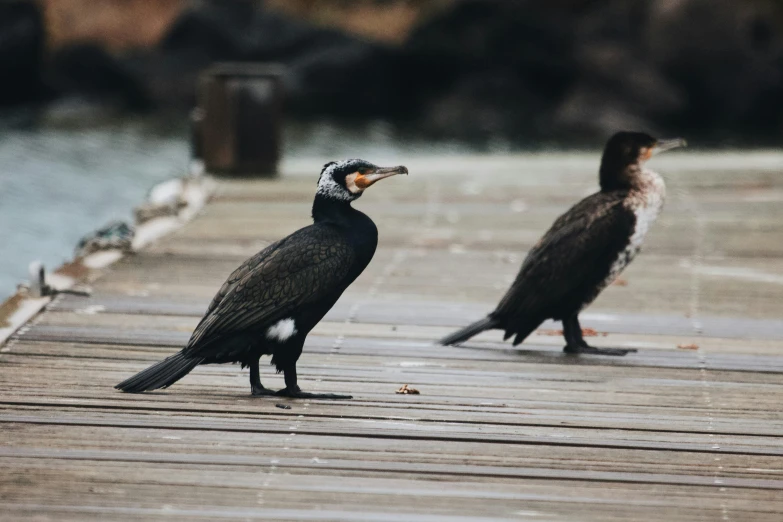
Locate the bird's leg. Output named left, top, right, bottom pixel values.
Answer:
left=250, top=357, right=275, bottom=396
left=275, top=365, right=353, bottom=399
left=562, top=315, right=636, bottom=356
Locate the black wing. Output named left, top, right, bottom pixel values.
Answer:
left=495, top=191, right=635, bottom=337
left=202, top=237, right=285, bottom=318
left=183, top=224, right=355, bottom=356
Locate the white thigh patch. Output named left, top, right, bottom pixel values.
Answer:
left=266, top=318, right=298, bottom=341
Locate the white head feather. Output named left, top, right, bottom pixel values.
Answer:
left=316, top=160, right=357, bottom=201
left=317, top=159, right=381, bottom=201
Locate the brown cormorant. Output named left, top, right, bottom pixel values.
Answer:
left=440, top=132, right=686, bottom=355
left=116, top=159, right=407, bottom=398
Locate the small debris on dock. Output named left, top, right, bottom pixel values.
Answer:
left=75, top=221, right=134, bottom=257
left=612, top=278, right=629, bottom=286
left=74, top=305, right=106, bottom=315
left=275, top=403, right=292, bottom=409
left=677, top=343, right=699, bottom=350
left=396, top=384, right=420, bottom=395
left=135, top=201, right=186, bottom=224
left=24, top=261, right=92, bottom=298
left=581, top=328, right=608, bottom=337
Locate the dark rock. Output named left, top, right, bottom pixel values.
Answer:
left=145, top=1, right=403, bottom=116
left=554, top=84, right=659, bottom=140
left=645, top=0, right=783, bottom=138
left=402, top=0, right=578, bottom=136
left=4, top=0, right=783, bottom=144
left=49, top=45, right=152, bottom=111
left=285, top=42, right=402, bottom=117
left=161, top=1, right=256, bottom=59
left=120, top=4, right=255, bottom=109
left=405, top=0, right=576, bottom=81
left=418, top=69, right=554, bottom=140
left=554, top=42, right=685, bottom=138
left=403, top=0, right=783, bottom=142
left=0, top=1, right=46, bottom=106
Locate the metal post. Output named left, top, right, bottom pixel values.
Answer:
left=195, top=63, right=285, bottom=177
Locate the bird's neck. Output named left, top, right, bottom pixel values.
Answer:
left=312, top=195, right=379, bottom=265
left=600, top=164, right=664, bottom=193
left=312, top=195, right=361, bottom=226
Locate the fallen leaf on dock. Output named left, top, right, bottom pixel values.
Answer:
left=612, top=278, right=628, bottom=286
left=396, top=384, right=420, bottom=395
left=677, top=343, right=699, bottom=350
left=581, top=327, right=608, bottom=337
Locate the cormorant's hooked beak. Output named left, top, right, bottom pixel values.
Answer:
left=652, top=138, right=687, bottom=155
left=352, top=165, right=408, bottom=190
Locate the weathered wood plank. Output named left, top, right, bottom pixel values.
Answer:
left=2, top=422, right=782, bottom=481
left=46, top=294, right=783, bottom=340
left=2, top=446, right=782, bottom=490
left=2, top=154, right=783, bottom=519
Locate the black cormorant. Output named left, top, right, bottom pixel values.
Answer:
left=116, top=159, right=407, bottom=398
left=440, top=132, right=685, bottom=356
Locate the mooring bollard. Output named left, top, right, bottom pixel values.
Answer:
left=27, top=261, right=46, bottom=298
left=194, top=63, right=284, bottom=177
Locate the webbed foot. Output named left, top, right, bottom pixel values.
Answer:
left=251, top=386, right=276, bottom=396
left=564, top=343, right=636, bottom=356
left=275, top=386, right=353, bottom=400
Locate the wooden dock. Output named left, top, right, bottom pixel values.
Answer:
left=2, top=153, right=783, bottom=521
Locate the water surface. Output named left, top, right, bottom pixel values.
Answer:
left=0, top=116, right=488, bottom=299
left=3, top=114, right=777, bottom=302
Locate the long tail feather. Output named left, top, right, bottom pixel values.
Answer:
left=115, top=352, right=204, bottom=393
left=439, top=316, right=499, bottom=346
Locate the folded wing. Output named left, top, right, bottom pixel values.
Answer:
left=495, top=192, right=635, bottom=339
left=183, top=225, right=355, bottom=357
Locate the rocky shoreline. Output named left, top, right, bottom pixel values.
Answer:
left=2, top=0, right=782, bottom=144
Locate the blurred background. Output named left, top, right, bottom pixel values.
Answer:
left=1, top=0, right=782, bottom=298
